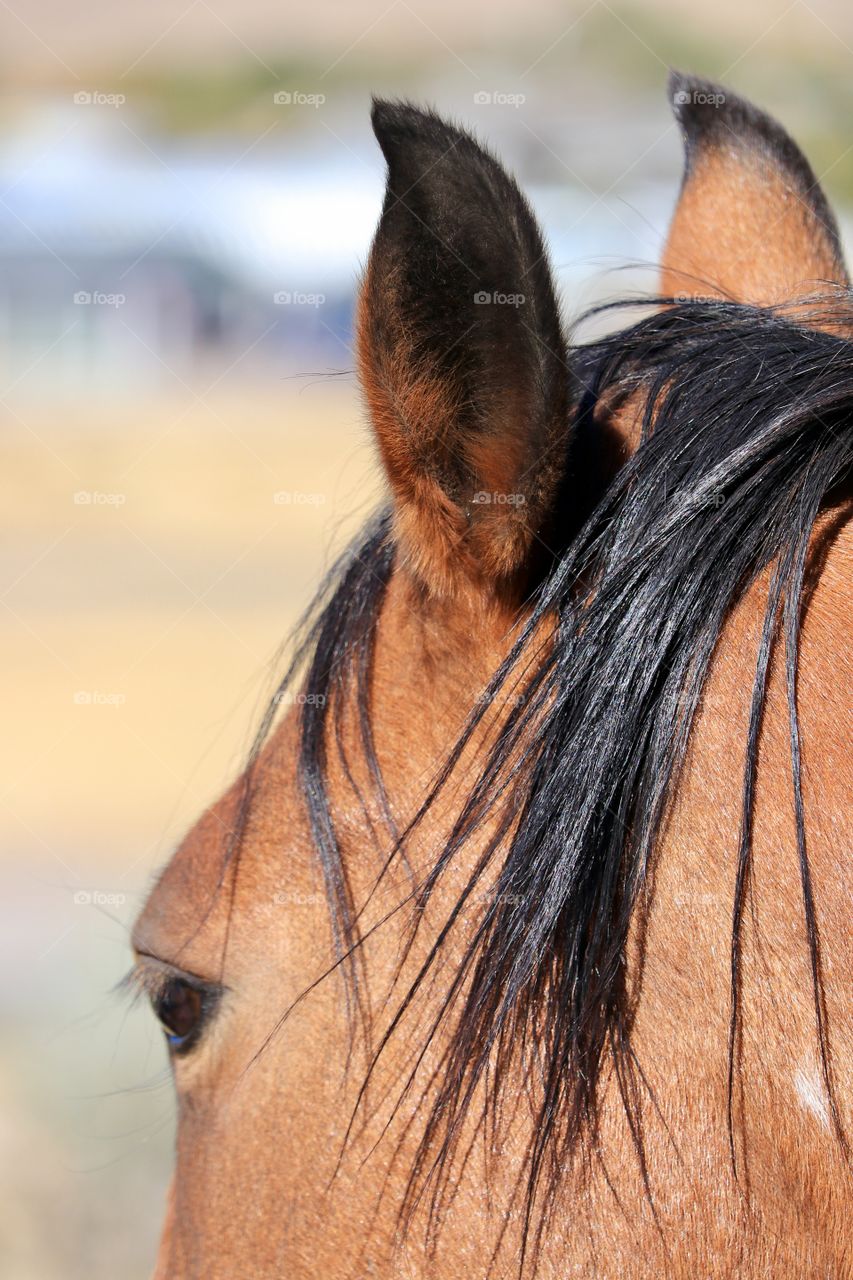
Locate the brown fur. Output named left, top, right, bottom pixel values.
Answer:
left=135, top=90, right=853, bottom=1277
left=661, top=126, right=849, bottom=309
left=356, top=259, right=569, bottom=605
left=136, top=526, right=852, bottom=1279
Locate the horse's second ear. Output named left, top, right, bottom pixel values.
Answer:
left=357, top=101, right=571, bottom=602
left=661, top=72, right=849, bottom=309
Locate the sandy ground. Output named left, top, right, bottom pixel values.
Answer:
left=0, top=377, right=379, bottom=1278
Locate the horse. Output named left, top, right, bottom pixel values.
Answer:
left=130, top=71, right=852, bottom=1277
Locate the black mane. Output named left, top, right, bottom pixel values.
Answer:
left=236, top=296, right=853, bottom=1268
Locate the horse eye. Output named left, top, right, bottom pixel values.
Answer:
left=153, top=978, right=205, bottom=1051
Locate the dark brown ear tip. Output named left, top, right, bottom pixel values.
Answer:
left=371, top=97, right=421, bottom=139
left=668, top=71, right=807, bottom=173
left=370, top=98, right=468, bottom=163
left=667, top=72, right=735, bottom=155
left=665, top=71, right=848, bottom=282
left=370, top=98, right=420, bottom=162
left=668, top=69, right=706, bottom=115
left=368, top=98, right=520, bottom=222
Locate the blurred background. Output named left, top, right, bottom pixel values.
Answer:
left=2, top=1, right=853, bottom=1274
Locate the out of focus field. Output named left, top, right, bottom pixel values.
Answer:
left=0, top=379, right=378, bottom=1279
left=3, top=382, right=376, bottom=854
left=3, top=0, right=853, bottom=1275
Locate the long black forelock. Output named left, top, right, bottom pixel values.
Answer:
left=234, top=294, right=852, bottom=1272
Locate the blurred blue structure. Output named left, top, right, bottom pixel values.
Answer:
left=0, top=100, right=670, bottom=397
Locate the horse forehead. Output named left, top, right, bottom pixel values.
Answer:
left=131, top=785, right=242, bottom=969
left=132, top=718, right=307, bottom=971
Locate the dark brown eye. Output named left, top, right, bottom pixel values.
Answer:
left=155, top=978, right=205, bottom=1050
left=128, top=958, right=223, bottom=1056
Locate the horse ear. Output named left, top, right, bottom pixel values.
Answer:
left=357, top=100, right=572, bottom=602
left=661, top=72, right=849, bottom=308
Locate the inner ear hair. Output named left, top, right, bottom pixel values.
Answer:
left=357, top=100, right=573, bottom=603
